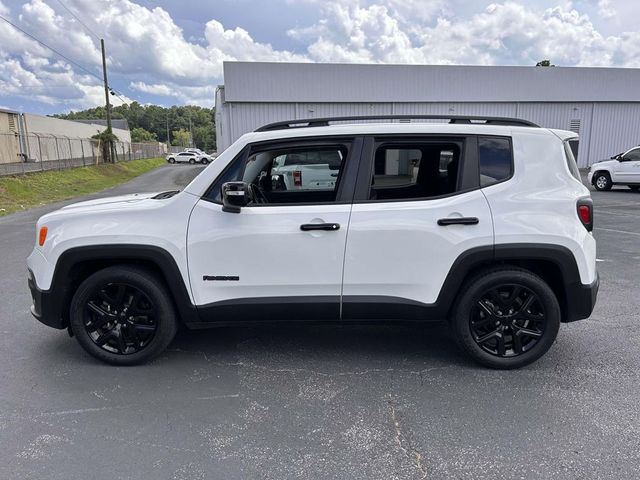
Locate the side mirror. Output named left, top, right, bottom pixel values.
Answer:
left=221, top=181, right=249, bottom=213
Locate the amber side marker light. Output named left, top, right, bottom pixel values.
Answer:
left=38, top=226, right=48, bottom=246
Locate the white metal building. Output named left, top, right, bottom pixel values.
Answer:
left=215, top=62, right=640, bottom=167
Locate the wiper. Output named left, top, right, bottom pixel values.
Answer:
left=151, top=190, right=180, bottom=199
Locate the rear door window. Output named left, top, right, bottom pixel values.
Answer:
left=368, top=142, right=462, bottom=201
left=478, top=137, right=513, bottom=187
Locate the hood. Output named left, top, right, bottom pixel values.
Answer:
left=60, top=192, right=161, bottom=210
left=39, top=192, right=176, bottom=223
left=590, top=159, right=618, bottom=169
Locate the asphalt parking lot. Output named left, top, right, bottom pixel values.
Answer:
left=1, top=165, right=639, bottom=479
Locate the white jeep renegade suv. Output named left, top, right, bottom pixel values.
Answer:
left=27, top=116, right=598, bottom=369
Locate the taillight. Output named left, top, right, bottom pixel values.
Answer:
left=577, top=199, right=593, bottom=232
left=293, top=170, right=302, bottom=187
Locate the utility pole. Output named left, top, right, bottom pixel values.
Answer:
left=100, top=38, right=114, bottom=162
left=166, top=112, right=170, bottom=148
left=188, top=110, right=193, bottom=147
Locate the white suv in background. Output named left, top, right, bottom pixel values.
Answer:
left=588, top=146, right=640, bottom=191
left=27, top=115, right=598, bottom=369
left=166, top=151, right=213, bottom=165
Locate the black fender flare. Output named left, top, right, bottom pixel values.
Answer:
left=42, top=244, right=199, bottom=328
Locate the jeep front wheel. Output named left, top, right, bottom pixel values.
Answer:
left=450, top=268, right=560, bottom=369
left=593, top=172, right=612, bottom=191
left=69, top=266, right=178, bottom=365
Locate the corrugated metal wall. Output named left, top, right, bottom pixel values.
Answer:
left=516, top=103, right=594, bottom=165
left=589, top=104, right=640, bottom=162
left=216, top=100, right=640, bottom=167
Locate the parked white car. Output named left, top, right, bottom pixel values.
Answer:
left=588, top=146, right=640, bottom=191
left=28, top=115, right=598, bottom=369
left=166, top=151, right=212, bottom=165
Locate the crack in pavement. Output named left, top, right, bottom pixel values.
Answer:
left=166, top=349, right=448, bottom=379
left=387, top=395, right=428, bottom=480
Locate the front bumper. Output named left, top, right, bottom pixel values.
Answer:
left=587, top=170, right=594, bottom=184
left=28, top=270, right=66, bottom=329
left=564, top=272, right=599, bottom=322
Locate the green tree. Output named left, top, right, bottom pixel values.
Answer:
left=92, top=130, right=120, bottom=163
left=193, top=125, right=215, bottom=151
left=53, top=103, right=216, bottom=151
left=131, top=127, right=157, bottom=143
left=535, top=59, right=555, bottom=67
left=171, top=128, right=191, bottom=147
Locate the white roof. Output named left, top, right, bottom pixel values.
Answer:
left=223, top=62, right=640, bottom=103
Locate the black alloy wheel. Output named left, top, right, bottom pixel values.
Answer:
left=84, top=283, right=157, bottom=355
left=450, top=267, right=560, bottom=369
left=69, top=266, right=177, bottom=365
left=470, top=284, right=545, bottom=357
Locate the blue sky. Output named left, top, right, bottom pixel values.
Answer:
left=0, top=0, right=639, bottom=115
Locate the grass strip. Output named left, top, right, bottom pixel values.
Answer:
left=0, top=158, right=166, bottom=216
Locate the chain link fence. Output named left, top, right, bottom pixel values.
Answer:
left=0, top=132, right=166, bottom=176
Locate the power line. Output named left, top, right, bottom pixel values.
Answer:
left=53, top=0, right=101, bottom=41
left=0, top=13, right=128, bottom=104
left=0, top=14, right=103, bottom=83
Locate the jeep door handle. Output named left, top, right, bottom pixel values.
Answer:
left=300, top=223, right=340, bottom=231
left=437, top=217, right=479, bottom=226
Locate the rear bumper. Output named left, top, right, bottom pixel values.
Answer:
left=28, top=270, right=66, bottom=329
left=564, top=272, right=599, bottom=322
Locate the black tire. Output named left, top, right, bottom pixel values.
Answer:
left=168, top=157, right=175, bottom=164
left=200, top=158, right=209, bottom=164
left=628, top=185, right=640, bottom=191
left=69, top=266, right=178, bottom=366
left=592, top=172, right=612, bottom=191
left=189, top=158, right=196, bottom=164
left=450, top=267, right=560, bottom=369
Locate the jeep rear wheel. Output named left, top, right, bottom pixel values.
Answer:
left=69, top=266, right=178, bottom=365
left=593, top=172, right=612, bottom=191
left=451, top=268, right=560, bottom=369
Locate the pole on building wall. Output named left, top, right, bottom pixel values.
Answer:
left=101, top=38, right=115, bottom=163
left=36, top=134, right=44, bottom=170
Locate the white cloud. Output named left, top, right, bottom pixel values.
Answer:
left=130, top=81, right=175, bottom=96
left=1, top=0, right=640, bottom=112
left=288, top=0, right=640, bottom=67
left=597, top=0, right=615, bottom=18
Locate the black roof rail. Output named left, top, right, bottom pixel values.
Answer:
left=255, top=115, right=539, bottom=132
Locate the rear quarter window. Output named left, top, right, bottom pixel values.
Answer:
left=563, top=140, right=582, bottom=181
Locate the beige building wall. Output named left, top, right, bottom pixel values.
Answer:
left=23, top=113, right=132, bottom=143
left=0, top=111, right=21, bottom=164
